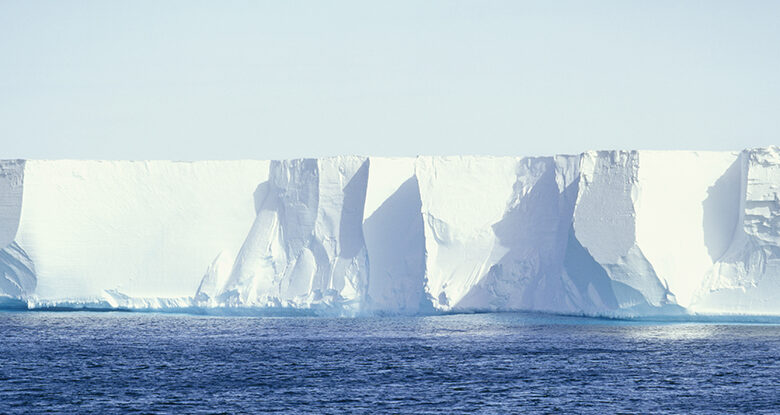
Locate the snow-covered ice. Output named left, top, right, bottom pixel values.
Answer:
left=2, top=149, right=780, bottom=317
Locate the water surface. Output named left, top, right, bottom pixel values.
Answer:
left=0, top=312, right=778, bottom=414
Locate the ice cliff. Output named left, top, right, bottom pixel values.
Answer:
left=2, top=149, right=780, bottom=317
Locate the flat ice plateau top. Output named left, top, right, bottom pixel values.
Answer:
left=1, top=148, right=779, bottom=317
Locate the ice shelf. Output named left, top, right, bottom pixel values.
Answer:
left=2, top=149, right=780, bottom=317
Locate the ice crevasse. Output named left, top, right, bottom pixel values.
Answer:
left=1, top=148, right=779, bottom=317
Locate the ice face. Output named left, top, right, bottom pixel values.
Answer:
left=199, top=156, right=371, bottom=310
left=2, top=148, right=780, bottom=316
left=0, top=160, right=24, bottom=250
left=362, top=157, right=428, bottom=314
left=0, top=160, right=32, bottom=298
left=632, top=150, right=742, bottom=309
left=694, top=147, right=780, bottom=313
left=573, top=150, right=675, bottom=313
left=415, top=156, right=522, bottom=311
left=6, top=160, right=269, bottom=301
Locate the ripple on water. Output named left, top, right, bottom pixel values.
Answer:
left=0, top=311, right=778, bottom=414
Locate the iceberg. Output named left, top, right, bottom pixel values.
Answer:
left=2, top=148, right=780, bottom=317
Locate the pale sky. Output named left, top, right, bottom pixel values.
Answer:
left=1, top=0, right=779, bottom=159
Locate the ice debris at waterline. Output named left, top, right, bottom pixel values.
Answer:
left=1, top=148, right=780, bottom=317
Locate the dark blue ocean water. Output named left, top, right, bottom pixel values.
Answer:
left=0, top=312, right=778, bottom=414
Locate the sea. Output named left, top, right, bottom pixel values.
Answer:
left=0, top=311, right=778, bottom=414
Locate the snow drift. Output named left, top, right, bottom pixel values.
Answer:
left=2, top=149, right=779, bottom=317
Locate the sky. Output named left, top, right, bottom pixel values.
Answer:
left=1, top=0, right=779, bottom=159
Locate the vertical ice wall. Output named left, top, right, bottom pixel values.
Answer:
left=416, top=156, right=521, bottom=310
left=0, top=160, right=24, bottom=249
left=362, top=157, right=428, bottom=314
left=202, top=156, right=371, bottom=309
left=572, top=150, right=675, bottom=313
left=2, top=148, right=780, bottom=316
left=13, top=160, right=269, bottom=301
left=0, top=160, right=34, bottom=299
left=452, top=156, right=584, bottom=313
left=415, top=156, right=600, bottom=313
left=695, top=147, right=780, bottom=313
left=633, top=151, right=741, bottom=308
